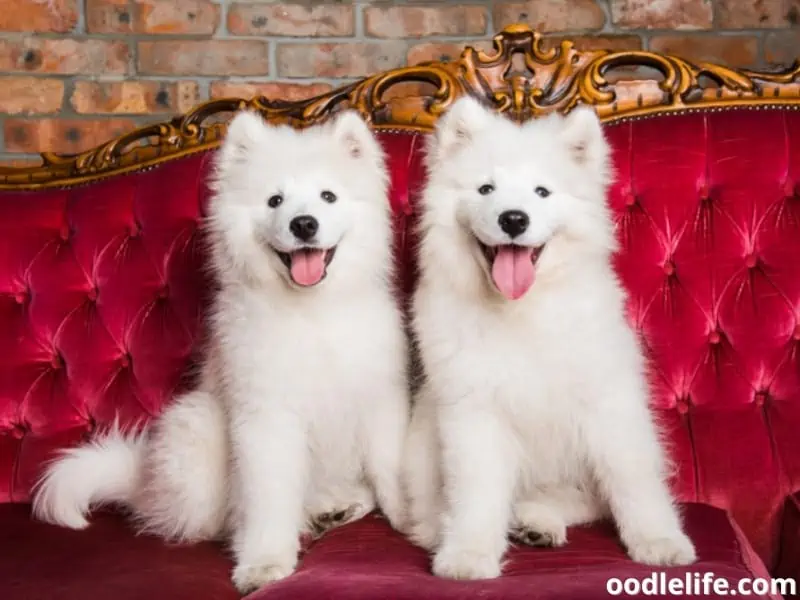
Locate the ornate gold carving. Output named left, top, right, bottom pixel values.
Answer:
left=3, top=24, right=800, bottom=190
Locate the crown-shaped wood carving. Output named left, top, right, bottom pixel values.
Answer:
left=3, top=24, right=800, bottom=189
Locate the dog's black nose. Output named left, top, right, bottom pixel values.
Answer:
left=289, top=215, right=319, bottom=241
left=498, top=210, right=529, bottom=238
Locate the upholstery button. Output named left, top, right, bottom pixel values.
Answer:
left=129, top=223, right=141, bottom=238
left=663, top=260, right=675, bottom=276
left=11, top=424, right=26, bottom=440
left=783, top=179, right=796, bottom=197
left=120, top=354, right=131, bottom=368
left=50, top=353, right=63, bottom=369
left=745, top=254, right=758, bottom=269
left=87, top=287, right=98, bottom=301
left=59, top=224, right=70, bottom=242
left=754, top=391, right=767, bottom=407
left=14, top=290, right=28, bottom=304
left=697, top=182, right=710, bottom=202
left=794, top=324, right=800, bottom=341
left=156, top=285, right=169, bottom=300
left=709, top=331, right=721, bottom=345
left=625, top=193, right=637, bottom=207
left=676, top=398, right=690, bottom=415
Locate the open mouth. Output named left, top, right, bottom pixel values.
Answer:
left=275, top=246, right=337, bottom=287
left=477, top=240, right=544, bottom=301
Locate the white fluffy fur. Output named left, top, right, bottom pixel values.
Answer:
left=33, top=110, right=409, bottom=594
left=403, top=97, right=696, bottom=580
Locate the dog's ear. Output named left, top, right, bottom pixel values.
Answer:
left=225, top=110, right=271, bottom=152
left=560, top=106, right=609, bottom=173
left=217, top=110, right=273, bottom=174
left=331, top=110, right=381, bottom=162
left=433, top=96, right=493, bottom=158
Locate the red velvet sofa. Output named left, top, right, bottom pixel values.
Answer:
left=1, top=26, right=799, bottom=600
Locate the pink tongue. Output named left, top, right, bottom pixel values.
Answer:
left=289, top=249, right=327, bottom=286
left=491, top=246, right=536, bottom=300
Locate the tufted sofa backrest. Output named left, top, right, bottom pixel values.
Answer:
left=0, top=107, right=799, bottom=571
left=0, top=154, right=215, bottom=502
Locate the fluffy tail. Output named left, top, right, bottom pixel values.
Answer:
left=32, top=424, right=147, bottom=529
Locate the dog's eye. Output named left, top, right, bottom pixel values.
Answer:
left=321, top=190, right=337, bottom=203
left=267, top=194, right=283, bottom=208
left=478, top=184, right=494, bottom=195
left=535, top=186, right=551, bottom=198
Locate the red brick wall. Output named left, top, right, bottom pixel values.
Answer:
left=1, top=0, right=798, bottom=164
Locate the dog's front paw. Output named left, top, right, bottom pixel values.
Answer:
left=625, top=532, right=696, bottom=566
left=232, top=558, right=295, bottom=595
left=432, top=545, right=502, bottom=580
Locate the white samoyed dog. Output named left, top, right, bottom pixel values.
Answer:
left=402, top=96, right=696, bottom=580
left=33, top=110, right=409, bottom=593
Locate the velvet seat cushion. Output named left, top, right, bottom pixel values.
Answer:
left=0, top=502, right=777, bottom=600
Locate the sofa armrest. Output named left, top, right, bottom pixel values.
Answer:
left=776, top=493, right=800, bottom=583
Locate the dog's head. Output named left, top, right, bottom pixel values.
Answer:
left=423, top=96, right=614, bottom=301
left=208, top=110, right=388, bottom=290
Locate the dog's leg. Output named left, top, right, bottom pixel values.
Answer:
left=361, top=383, right=409, bottom=531
left=583, top=382, right=696, bottom=567
left=402, top=400, right=442, bottom=551
left=432, top=408, right=516, bottom=580
left=229, top=408, right=308, bottom=594
left=132, top=390, right=228, bottom=543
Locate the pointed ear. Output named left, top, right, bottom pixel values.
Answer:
left=560, top=106, right=609, bottom=171
left=433, top=95, right=494, bottom=158
left=330, top=110, right=381, bottom=161
left=217, top=110, right=273, bottom=173
left=224, top=110, right=271, bottom=154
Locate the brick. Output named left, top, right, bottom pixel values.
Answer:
left=493, top=1, right=605, bottom=32
left=138, top=40, right=268, bottom=76
left=0, top=0, right=78, bottom=32
left=407, top=41, right=493, bottom=66
left=5, top=118, right=137, bottom=154
left=0, top=156, right=42, bottom=168
left=86, top=0, right=219, bottom=34
left=611, top=0, right=713, bottom=29
left=717, top=0, right=799, bottom=28
left=210, top=81, right=332, bottom=102
left=71, top=81, right=200, bottom=114
left=0, top=38, right=129, bottom=75
left=650, top=35, right=758, bottom=67
left=277, top=42, right=406, bottom=78
left=228, top=3, right=353, bottom=37
left=542, top=35, right=643, bottom=52
left=0, top=77, right=64, bottom=114
left=765, top=31, right=800, bottom=66
left=365, top=5, right=486, bottom=38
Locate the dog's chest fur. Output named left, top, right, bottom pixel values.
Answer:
left=214, top=284, right=404, bottom=478
left=416, top=271, right=629, bottom=489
